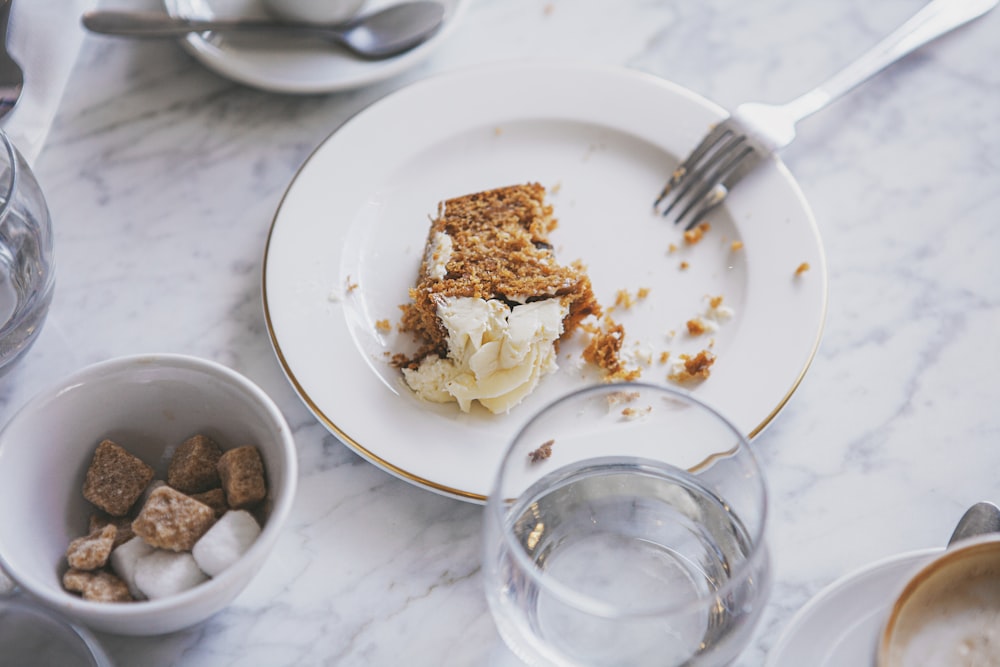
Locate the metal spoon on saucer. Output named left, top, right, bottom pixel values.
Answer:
left=82, top=1, right=445, bottom=60
left=947, top=501, right=1000, bottom=545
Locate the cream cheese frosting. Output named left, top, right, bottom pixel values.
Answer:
left=402, top=296, right=567, bottom=414
left=425, top=231, right=453, bottom=281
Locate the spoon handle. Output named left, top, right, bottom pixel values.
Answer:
left=81, top=11, right=343, bottom=39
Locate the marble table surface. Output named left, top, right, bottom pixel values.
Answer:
left=3, top=0, right=999, bottom=664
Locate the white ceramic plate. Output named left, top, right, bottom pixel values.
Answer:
left=162, top=0, right=469, bottom=94
left=263, top=62, right=827, bottom=502
left=766, top=550, right=939, bottom=667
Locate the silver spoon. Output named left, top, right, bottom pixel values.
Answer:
left=81, top=1, right=445, bottom=60
left=947, top=501, right=1000, bottom=546
left=0, top=0, right=23, bottom=119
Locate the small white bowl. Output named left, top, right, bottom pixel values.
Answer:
left=261, top=0, right=365, bottom=24
left=0, top=354, right=298, bottom=636
left=878, top=534, right=1000, bottom=666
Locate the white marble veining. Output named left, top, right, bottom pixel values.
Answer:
left=2, top=0, right=999, bottom=664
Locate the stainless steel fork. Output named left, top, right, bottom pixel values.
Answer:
left=654, top=0, right=998, bottom=228
left=0, top=0, right=23, bottom=120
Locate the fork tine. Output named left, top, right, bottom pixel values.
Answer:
left=653, top=122, right=733, bottom=208
left=656, top=111, right=770, bottom=228
left=660, top=131, right=747, bottom=221
left=682, top=141, right=767, bottom=227
left=673, top=143, right=756, bottom=228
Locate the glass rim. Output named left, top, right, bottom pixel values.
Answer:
left=486, top=380, right=770, bottom=619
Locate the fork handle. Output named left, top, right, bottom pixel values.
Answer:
left=782, top=0, right=998, bottom=122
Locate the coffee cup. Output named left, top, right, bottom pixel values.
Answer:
left=878, top=534, right=1000, bottom=666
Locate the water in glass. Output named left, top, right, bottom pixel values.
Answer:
left=488, top=457, right=767, bottom=666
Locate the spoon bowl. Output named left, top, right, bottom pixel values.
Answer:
left=0, top=0, right=23, bottom=118
left=947, top=501, right=1000, bottom=546
left=82, top=1, right=446, bottom=60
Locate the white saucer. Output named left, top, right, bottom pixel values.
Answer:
left=766, top=549, right=939, bottom=667
left=162, top=0, right=469, bottom=94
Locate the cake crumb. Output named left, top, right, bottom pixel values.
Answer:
left=606, top=390, right=640, bottom=407
left=528, top=439, right=554, bottom=463
left=583, top=318, right=641, bottom=382
left=621, top=405, right=652, bottom=420
left=668, top=350, right=716, bottom=383
left=668, top=243, right=678, bottom=254
left=731, top=240, right=744, bottom=252
left=686, top=318, right=707, bottom=336
left=795, top=262, right=810, bottom=276
left=679, top=261, right=690, bottom=270
left=345, top=276, right=359, bottom=293
left=375, top=319, right=392, bottom=333
left=683, top=222, right=711, bottom=245
left=609, top=287, right=651, bottom=313
left=622, top=342, right=654, bottom=368
left=658, top=351, right=671, bottom=364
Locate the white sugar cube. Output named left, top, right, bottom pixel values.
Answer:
left=134, top=550, right=208, bottom=599
left=192, top=510, right=261, bottom=577
left=110, top=536, right=156, bottom=600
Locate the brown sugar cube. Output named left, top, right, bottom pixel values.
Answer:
left=66, top=524, right=117, bottom=570
left=62, top=568, right=91, bottom=594
left=89, top=513, right=135, bottom=550
left=139, top=479, right=167, bottom=507
left=217, top=446, right=267, bottom=510
left=63, top=568, right=132, bottom=603
left=131, top=486, right=216, bottom=552
left=82, top=440, right=155, bottom=517
left=84, top=571, right=133, bottom=603
left=167, top=435, right=223, bottom=494
left=189, top=488, right=228, bottom=518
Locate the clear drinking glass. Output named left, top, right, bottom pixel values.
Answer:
left=0, top=129, right=54, bottom=376
left=483, top=382, right=771, bottom=667
left=0, top=595, right=113, bottom=666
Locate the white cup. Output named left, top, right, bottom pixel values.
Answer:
left=261, top=0, right=366, bottom=24
left=878, top=534, right=1000, bottom=666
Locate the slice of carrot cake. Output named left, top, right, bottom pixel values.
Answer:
left=399, top=183, right=600, bottom=413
